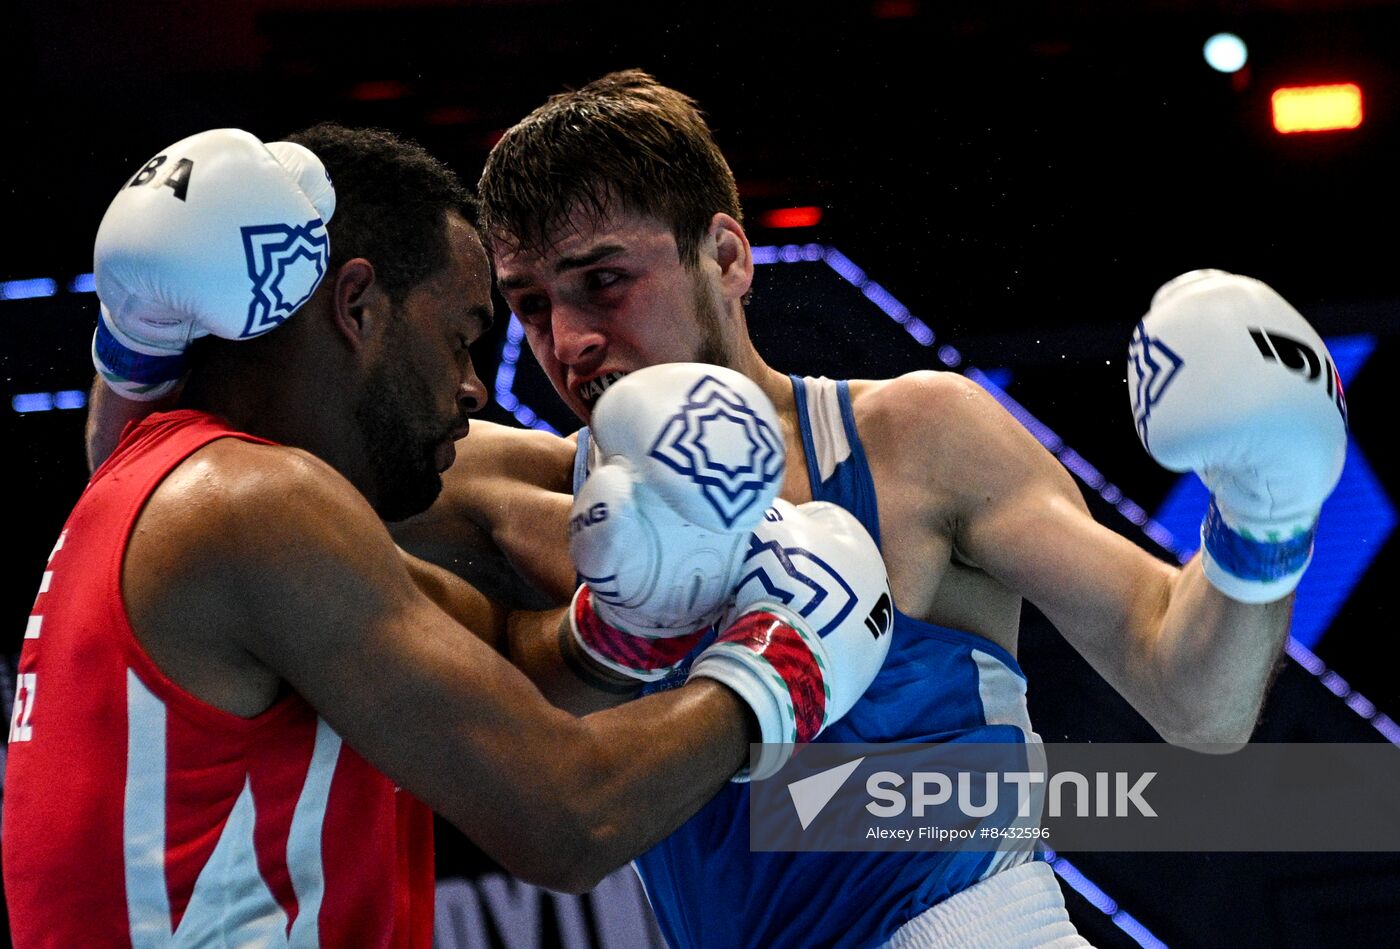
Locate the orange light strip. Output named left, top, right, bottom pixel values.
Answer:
left=1271, top=83, right=1363, bottom=134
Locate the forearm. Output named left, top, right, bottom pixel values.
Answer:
left=470, top=679, right=750, bottom=892
left=1120, top=270, right=1344, bottom=745
left=85, top=375, right=177, bottom=472
left=565, top=681, right=751, bottom=885
left=1148, top=555, right=1292, bottom=747
left=507, top=608, right=644, bottom=714
left=400, top=548, right=648, bottom=713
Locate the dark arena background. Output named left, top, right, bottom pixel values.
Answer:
left=4, top=1, right=1399, bottom=946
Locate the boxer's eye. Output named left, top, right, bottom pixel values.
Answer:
left=586, top=270, right=622, bottom=292
left=511, top=294, right=546, bottom=319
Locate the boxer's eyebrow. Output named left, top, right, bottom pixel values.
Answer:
left=496, top=244, right=626, bottom=291
left=553, top=244, right=625, bottom=274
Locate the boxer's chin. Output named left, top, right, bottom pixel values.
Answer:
left=376, top=469, right=442, bottom=523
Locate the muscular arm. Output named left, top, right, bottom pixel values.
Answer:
left=391, top=421, right=578, bottom=609
left=402, top=548, right=643, bottom=714
left=393, top=422, right=641, bottom=713
left=128, top=441, right=749, bottom=893
left=892, top=372, right=1288, bottom=748
left=85, top=376, right=179, bottom=472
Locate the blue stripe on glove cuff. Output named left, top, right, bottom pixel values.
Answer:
left=1201, top=498, right=1315, bottom=583
left=93, top=316, right=187, bottom=385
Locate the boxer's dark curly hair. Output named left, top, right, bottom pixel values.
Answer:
left=287, top=123, right=477, bottom=306
left=479, top=69, right=742, bottom=268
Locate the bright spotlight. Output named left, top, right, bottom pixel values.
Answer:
left=1204, top=33, right=1248, bottom=74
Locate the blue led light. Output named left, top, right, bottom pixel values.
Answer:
left=1373, top=714, right=1400, bottom=743
left=1059, top=448, right=1106, bottom=490
left=491, top=314, right=557, bottom=433
left=1050, top=856, right=1118, bottom=915
left=824, top=248, right=867, bottom=286
left=12, top=392, right=55, bottom=413
left=10, top=389, right=88, bottom=414
left=905, top=317, right=934, bottom=346
left=1346, top=693, right=1376, bottom=718
left=1, top=278, right=57, bottom=300
left=0, top=272, right=97, bottom=299
left=1111, top=909, right=1171, bottom=949
left=861, top=281, right=909, bottom=322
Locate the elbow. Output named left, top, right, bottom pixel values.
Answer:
left=1144, top=680, right=1259, bottom=752
left=499, top=859, right=602, bottom=896
left=483, top=748, right=628, bottom=893
left=1161, top=732, right=1252, bottom=754
left=1154, top=710, right=1256, bottom=754
left=492, top=807, right=620, bottom=894
left=535, top=861, right=610, bottom=896
left=544, top=794, right=627, bottom=893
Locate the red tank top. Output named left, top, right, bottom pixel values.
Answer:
left=3, top=410, right=435, bottom=948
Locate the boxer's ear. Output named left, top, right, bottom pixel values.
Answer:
left=330, top=258, right=382, bottom=351
left=709, top=213, right=753, bottom=304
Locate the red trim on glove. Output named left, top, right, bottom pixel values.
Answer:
left=717, top=611, right=826, bottom=743
left=573, top=586, right=709, bottom=672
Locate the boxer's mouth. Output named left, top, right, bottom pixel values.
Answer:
left=576, top=371, right=627, bottom=409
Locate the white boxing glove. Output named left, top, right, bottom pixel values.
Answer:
left=569, top=363, right=785, bottom=681
left=689, top=499, right=895, bottom=781
left=1128, top=269, right=1349, bottom=602
left=93, top=128, right=336, bottom=399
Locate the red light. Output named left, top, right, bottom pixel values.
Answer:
left=349, top=80, right=408, bottom=102
left=761, top=206, right=823, bottom=229
left=425, top=106, right=477, bottom=126
left=873, top=0, right=918, bottom=18
left=1271, top=83, right=1363, bottom=134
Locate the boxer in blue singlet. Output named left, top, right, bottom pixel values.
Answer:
left=397, top=71, right=1346, bottom=946
left=571, top=375, right=1042, bottom=947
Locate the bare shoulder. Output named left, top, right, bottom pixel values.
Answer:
left=127, top=437, right=398, bottom=714
left=151, top=438, right=373, bottom=551
left=850, top=369, right=1081, bottom=526
left=848, top=371, right=1015, bottom=483
left=850, top=370, right=985, bottom=417
left=136, top=438, right=400, bottom=609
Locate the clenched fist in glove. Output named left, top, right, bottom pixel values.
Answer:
left=1129, top=270, right=1348, bottom=603
left=93, top=128, right=336, bottom=399
left=569, top=363, right=786, bottom=680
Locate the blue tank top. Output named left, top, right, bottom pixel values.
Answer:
left=574, top=376, right=1040, bottom=948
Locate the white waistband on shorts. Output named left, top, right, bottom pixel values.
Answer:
left=880, top=860, right=1095, bottom=949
